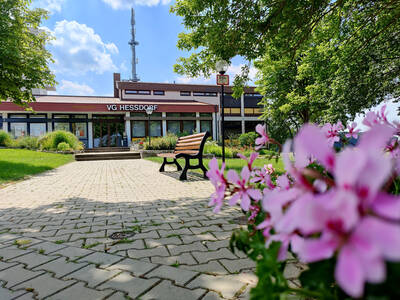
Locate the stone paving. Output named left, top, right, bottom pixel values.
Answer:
left=0, top=159, right=302, bottom=299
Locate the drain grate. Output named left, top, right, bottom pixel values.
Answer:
left=109, top=231, right=135, bottom=240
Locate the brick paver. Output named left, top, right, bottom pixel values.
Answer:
left=0, top=159, right=303, bottom=299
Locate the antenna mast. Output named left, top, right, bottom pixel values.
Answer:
left=129, top=8, right=139, bottom=82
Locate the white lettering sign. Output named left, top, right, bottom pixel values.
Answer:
left=106, top=104, right=158, bottom=112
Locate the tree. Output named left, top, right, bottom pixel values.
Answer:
left=171, top=0, right=400, bottom=128
left=0, top=0, right=55, bottom=106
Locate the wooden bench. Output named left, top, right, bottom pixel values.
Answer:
left=157, top=132, right=210, bottom=180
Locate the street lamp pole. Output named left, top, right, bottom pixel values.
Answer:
left=216, top=60, right=229, bottom=163
left=220, top=83, right=225, bottom=163
left=145, top=108, right=153, bottom=147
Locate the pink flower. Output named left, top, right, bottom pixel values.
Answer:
left=237, top=152, right=258, bottom=171
left=322, top=121, right=344, bottom=147
left=207, top=158, right=226, bottom=188
left=227, top=167, right=263, bottom=211
left=248, top=205, right=260, bottom=221
left=207, top=158, right=227, bottom=213
left=265, top=164, right=275, bottom=174
left=299, top=217, right=400, bottom=297
left=250, top=166, right=275, bottom=189
left=255, top=124, right=270, bottom=150
left=345, top=122, right=359, bottom=139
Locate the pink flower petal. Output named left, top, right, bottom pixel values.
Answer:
left=371, top=192, right=400, bottom=220
left=247, top=188, right=262, bottom=201
left=358, top=124, right=395, bottom=152
left=335, top=245, right=364, bottom=298
left=227, top=169, right=240, bottom=184
left=294, top=124, right=335, bottom=170
left=228, top=193, right=240, bottom=206
left=240, top=166, right=251, bottom=182
left=241, top=192, right=251, bottom=211
left=299, top=236, right=337, bottom=262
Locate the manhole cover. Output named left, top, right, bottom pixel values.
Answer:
left=231, top=216, right=248, bottom=225
left=109, top=231, right=135, bottom=240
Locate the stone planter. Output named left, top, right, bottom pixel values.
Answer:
left=140, top=150, right=173, bottom=158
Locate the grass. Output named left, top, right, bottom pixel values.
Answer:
left=0, top=149, right=74, bottom=184
left=145, top=156, right=285, bottom=175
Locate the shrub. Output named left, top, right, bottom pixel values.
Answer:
left=16, top=136, right=39, bottom=150
left=38, top=130, right=80, bottom=151
left=204, top=141, right=234, bottom=158
left=239, top=131, right=257, bottom=147
left=57, top=142, right=71, bottom=152
left=144, top=133, right=178, bottom=150
left=0, top=131, right=11, bottom=147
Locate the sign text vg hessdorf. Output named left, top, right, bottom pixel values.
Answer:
left=106, top=104, right=158, bottom=111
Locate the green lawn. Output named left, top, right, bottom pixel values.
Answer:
left=0, top=149, right=74, bottom=184
left=145, top=156, right=284, bottom=175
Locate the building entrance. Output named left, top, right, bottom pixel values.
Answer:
left=93, top=115, right=125, bottom=147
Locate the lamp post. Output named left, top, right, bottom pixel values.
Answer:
left=145, top=107, right=153, bottom=147
left=216, top=60, right=229, bottom=163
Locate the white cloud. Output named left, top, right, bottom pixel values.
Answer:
left=32, top=0, right=65, bottom=13
left=48, top=20, right=118, bottom=75
left=102, top=0, right=171, bottom=9
left=57, top=80, right=95, bottom=95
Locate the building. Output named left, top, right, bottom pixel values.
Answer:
left=0, top=73, right=264, bottom=148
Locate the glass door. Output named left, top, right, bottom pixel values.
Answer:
left=92, top=115, right=125, bottom=148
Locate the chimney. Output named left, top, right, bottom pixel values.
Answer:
left=113, top=73, right=121, bottom=98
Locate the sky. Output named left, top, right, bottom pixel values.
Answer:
left=31, top=0, right=398, bottom=126
left=31, top=0, right=252, bottom=97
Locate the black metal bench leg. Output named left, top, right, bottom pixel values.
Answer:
left=159, top=158, right=167, bottom=172
left=199, top=158, right=208, bottom=178
left=174, top=159, right=182, bottom=171
left=179, top=158, right=190, bottom=180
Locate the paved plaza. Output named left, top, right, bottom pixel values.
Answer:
left=0, top=160, right=302, bottom=299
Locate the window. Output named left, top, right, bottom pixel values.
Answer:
left=125, top=90, right=150, bottom=95
left=167, top=121, right=180, bottom=135
left=245, top=93, right=262, bottom=97
left=53, top=114, right=69, bottom=119
left=167, top=113, right=180, bottom=118
left=180, top=91, right=191, bottom=96
left=54, top=123, right=70, bottom=131
left=9, top=114, right=27, bottom=118
left=181, top=112, right=196, bottom=117
left=10, top=123, right=27, bottom=137
left=72, top=123, right=87, bottom=139
left=244, top=108, right=263, bottom=115
left=224, top=108, right=241, bottom=115
left=29, top=114, right=46, bottom=119
left=72, top=115, right=87, bottom=119
left=201, top=120, right=212, bottom=133
left=193, top=92, right=217, bottom=97
left=153, top=90, right=165, bottom=95
left=150, top=121, right=162, bottom=136
left=183, top=121, right=196, bottom=134
left=200, top=113, right=212, bottom=117
left=132, top=121, right=146, bottom=137
left=30, top=123, right=46, bottom=137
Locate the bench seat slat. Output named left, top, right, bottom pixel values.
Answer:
left=177, top=137, right=203, bottom=144
left=157, top=153, right=176, bottom=158
left=174, top=150, right=199, bottom=155
left=179, top=133, right=206, bottom=141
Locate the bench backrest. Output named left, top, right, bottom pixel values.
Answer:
left=174, top=132, right=210, bottom=156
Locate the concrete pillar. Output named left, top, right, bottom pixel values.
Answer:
left=2, top=113, right=7, bottom=132
left=47, top=113, right=52, bottom=132
left=88, top=113, right=93, bottom=149
left=212, top=112, right=217, bottom=140
left=242, top=120, right=245, bottom=134
left=196, top=112, right=201, bottom=133
left=162, top=112, right=167, bottom=136
left=241, top=93, right=245, bottom=117
left=125, top=112, right=131, bottom=146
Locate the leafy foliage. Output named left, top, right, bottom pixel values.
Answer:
left=0, top=131, right=12, bottom=147
left=172, top=0, right=400, bottom=136
left=0, top=0, right=56, bottom=105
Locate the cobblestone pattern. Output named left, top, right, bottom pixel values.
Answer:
left=0, top=160, right=303, bottom=299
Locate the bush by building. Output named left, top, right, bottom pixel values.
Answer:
left=144, top=133, right=178, bottom=150
left=38, top=131, right=83, bottom=151
left=56, top=142, right=71, bottom=152
left=0, top=130, right=12, bottom=147
left=239, top=131, right=258, bottom=147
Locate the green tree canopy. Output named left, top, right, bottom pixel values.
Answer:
left=0, top=0, right=55, bottom=106
left=172, top=0, right=400, bottom=129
